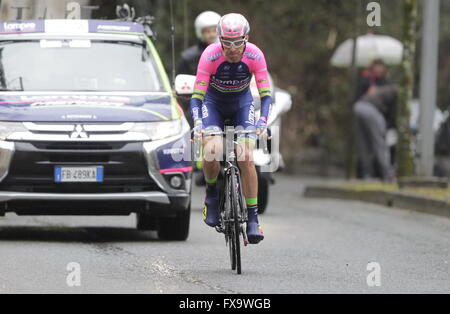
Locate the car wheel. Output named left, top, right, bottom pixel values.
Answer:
left=136, top=212, right=158, bottom=231
left=158, top=205, right=191, bottom=241
left=0, top=203, right=5, bottom=217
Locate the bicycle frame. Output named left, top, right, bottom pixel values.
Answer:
left=197, top=127, right=258, bottom=274
left=215, top=128, right=250, bottom=230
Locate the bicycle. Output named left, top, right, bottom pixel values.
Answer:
left=193, top=127, right=268, bottom=274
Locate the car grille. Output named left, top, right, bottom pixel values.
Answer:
left=0, top=141, right=161, bottom=194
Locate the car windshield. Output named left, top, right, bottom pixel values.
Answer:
left=0, top=39, right=164, bottom=92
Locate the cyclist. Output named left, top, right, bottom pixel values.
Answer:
left=190, top=13, right=272, bottom=244
left=177, top=11, right=221, bottom=76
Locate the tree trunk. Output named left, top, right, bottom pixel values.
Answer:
left=0, top=0, right=34, bottom=20
left=346, top=1, right=362, bottom=179
left=396, top=0, right=417, bottom=177
left=1, top=0, right=92, bottom=20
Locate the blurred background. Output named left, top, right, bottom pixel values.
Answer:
left=1, top=0, right=449, bottom=178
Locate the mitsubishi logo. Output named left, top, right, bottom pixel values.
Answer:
left=70, top=124, right=88, bottom=139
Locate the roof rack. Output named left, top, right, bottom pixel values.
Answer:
left=115, top=3, right=156, bottom=40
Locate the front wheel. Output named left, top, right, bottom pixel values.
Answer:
left=230, top=168, right=242, bottom=275
left=229, top=232, right=236, bottom=271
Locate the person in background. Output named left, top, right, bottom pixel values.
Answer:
left=355, top=59, right=397, bottom=179
left=177, top=11, right=221, bottom=131
left=356, top=59, right=391, bottom=101
left=357, top=59, right=396, bottom=129
left=354, top=85, right=398, bottom=182
left=176, top=11, right=221, bottom=76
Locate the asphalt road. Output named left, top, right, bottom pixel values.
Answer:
left=0, top=174, right=449, bottom=294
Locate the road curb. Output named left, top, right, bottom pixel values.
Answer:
left=304, top=185, right=450, bottom=218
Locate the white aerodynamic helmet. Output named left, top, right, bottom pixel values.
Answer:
left=217, top=13, right=250, bottom=38
left=195, top=11, right=221, bottom=41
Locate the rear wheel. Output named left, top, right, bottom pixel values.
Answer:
left=232, top=222, right=241, bottom=274
left=158, top=206, right=191, bottom=241
left=257, top=170, right=269, bottom=214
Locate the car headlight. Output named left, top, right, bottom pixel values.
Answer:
left=129, top=119, right=183, bottom=141
left=0, top=122, right=29, bottom=141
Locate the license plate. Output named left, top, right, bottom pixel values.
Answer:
left=55, top=166, right=103, bottom=182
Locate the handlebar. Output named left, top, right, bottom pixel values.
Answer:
left=201, top=129, right=258, bottom=137
left=192, top=128, right=270, bottom=155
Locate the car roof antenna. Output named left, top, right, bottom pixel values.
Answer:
left=169, top=0, right=176, bottom=88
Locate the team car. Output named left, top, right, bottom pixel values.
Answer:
left=0, top=19, right=192, bottom=240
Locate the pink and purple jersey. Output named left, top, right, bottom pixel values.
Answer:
left=190, top=42, right=272, bottom=122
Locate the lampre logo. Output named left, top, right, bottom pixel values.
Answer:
left=3, top=22, right=36, bottom=32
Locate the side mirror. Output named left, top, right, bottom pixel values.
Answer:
left=267, top=89, right=292, bottom=125
left=175, top=74, right=196, bottom=95
left=274, top=89, right=293, bottom=114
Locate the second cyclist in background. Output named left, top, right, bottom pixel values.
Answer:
left=177, top=11, right=221, bottom=76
